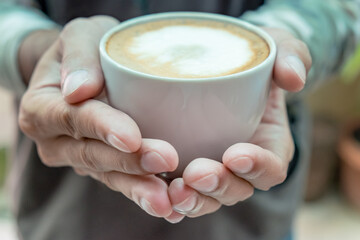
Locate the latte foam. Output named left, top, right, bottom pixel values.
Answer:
left=107, top=19, right=269, bottom=78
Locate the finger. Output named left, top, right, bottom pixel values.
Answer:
left=223, top=86, right=293, bottom=190
left=60, top=17, right=119, bottom=103
left=73, top=167, right=87, bottom=176
left=182, top=159, right=254, bottom=205
left=169, top=178, right=221, bottom=218
left=78, top=169, right=173, bottom=218
left=164, top=211, right=185, bottom=224
left=23, top=42, right=141, bottom=152
left=20, top=41, right=141, bottom=153
left=38, top=137, right=178, bottom=174
left=263, top=28, right=312, bottom=92
left=223, top=143, right=291, bottom=191
left=274, top=38, right=312, bottom=92
left=21, top=91, right=142, bottom=153
left=20, top=43, right=141, bottom=153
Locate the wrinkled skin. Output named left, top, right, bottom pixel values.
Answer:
left=18, top=16, right=311, bottom=223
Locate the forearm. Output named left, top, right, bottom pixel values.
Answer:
left=242, top=0, right=360, bottom=91
left=0, top=3, right=59, bottom=97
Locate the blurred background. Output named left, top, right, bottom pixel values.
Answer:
left=0, top=58, right=360, bottom=239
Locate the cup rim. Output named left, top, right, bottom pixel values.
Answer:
left=99, top=11, right=276, bottom=83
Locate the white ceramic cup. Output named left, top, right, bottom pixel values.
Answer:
left=100, top=12, right=276, bottom=178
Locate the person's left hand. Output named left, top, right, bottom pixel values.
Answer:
left=167, top=27, right=312, bottom=220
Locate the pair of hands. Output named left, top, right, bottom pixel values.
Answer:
left=18, top=16, right=311, bottom=223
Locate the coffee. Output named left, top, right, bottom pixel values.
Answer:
left=106, top=18, right=269, bottom=79
left=101, top=13, right=276, bottom=178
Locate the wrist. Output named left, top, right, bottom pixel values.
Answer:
left=18, top=28, right=60, bottom=85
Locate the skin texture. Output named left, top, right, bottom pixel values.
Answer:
left=18, top=16, right=312, bottom=224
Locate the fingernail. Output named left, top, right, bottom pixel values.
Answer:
left=285, top=56, right=306, bottom=83
left=191, top=174, right=218, bottom=193
left=173, top=195, right=197, bottom=214
left=62, top=70, right=89, bottom=97
left=228, top=157, right=254, bottom=174
left=107, top=134, right=131, bottom=153
left=140, top=198, right=158, bottom=217
left=141, top=151, right=169, bottom=173
left=167, top=215, right=185, bottom=224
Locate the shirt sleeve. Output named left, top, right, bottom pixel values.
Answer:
left=241, top=0, right=360, bottom=94
left=0, top=3, right=58, bottom=97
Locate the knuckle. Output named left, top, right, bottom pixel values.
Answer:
left=19, top=92, right=78, bottom=140
left=43, top=99, right=79, bottom=139
left=37, top=144, right=57, bottom=167
left=270, top=168, right=288, bottom=187
left=18, top=108, right=36, bottom=138
left=276, top=171, right=288, bottom=185
left=266, top=162, right=288, bottom=188
left=78, top=140, right=99, bottom=170
left=276, top=158, right=289, bottom=185
left=18, top=93, right=40, bottom=138
left=113, top=157, right=131, bottom=173
left=100, top=172, right=117, bottom=191
left=74, top=168, right=87, bottom=176
left=129, top=189, right=137, bottom=204
left=82, top=102, right=108, bottom=138
left=58, top=106, right=79, bottom=139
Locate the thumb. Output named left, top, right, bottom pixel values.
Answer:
left=60, top=16, right=119, bottom=103
left=263, top=28, right=312, bottom=92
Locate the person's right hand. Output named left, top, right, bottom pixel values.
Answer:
left=18, top=16, right=183, bottom=223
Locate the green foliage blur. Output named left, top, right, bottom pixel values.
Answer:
left=341, top=44, right=360, bottom=84
left=0, top=147, right=7, bottom=188
left=341, top=44, right=360, bottom=113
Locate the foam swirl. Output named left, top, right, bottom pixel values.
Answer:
left=107, top=19, right=269, bottom=78
left=130, top=26, right=253, bottom=77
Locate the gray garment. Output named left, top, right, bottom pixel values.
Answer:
left=18, top=0, right=263, bottom=24
left=4, top=0, right=320, bottom=239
